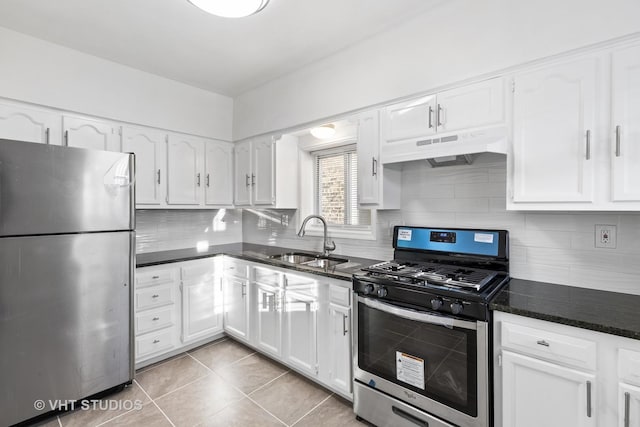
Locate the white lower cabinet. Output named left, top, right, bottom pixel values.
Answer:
left=495, top=311, right=640, bottom=427
left=134, top=258, right=224, bottom=367
left=222, top=258, right=353, bottom=399
left=501, top=351, right=596, bottom=427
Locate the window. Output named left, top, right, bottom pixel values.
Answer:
left=314, top=145, right=371, bottom=227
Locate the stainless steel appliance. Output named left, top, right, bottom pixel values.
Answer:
left=0, top=139, right=135, bottom=426
left=353, top=226, right=509, bottom=427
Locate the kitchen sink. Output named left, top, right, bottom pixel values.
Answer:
left=269, top=252, right=349, bottom=268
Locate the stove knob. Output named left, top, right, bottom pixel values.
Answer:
left=377, top=287, right=388, bottom=298
left=363, top=284, right=374, bottom=295
left=451, top=301, right=464, bottom=315
left=430, top=297, right=444, bottom=310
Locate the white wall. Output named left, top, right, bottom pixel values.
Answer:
left=0, top=27, right=233, bottom=140
left=243, top=156, right=640, bottom=295
left=233, top=0, right=640, bottom=140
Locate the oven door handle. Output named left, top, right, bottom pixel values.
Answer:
left=360, top=296, right=478, bottom=330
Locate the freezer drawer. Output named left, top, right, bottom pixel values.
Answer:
left=0, top=232, right=134, bottom=426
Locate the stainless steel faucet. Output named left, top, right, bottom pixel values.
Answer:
left=297, top=214, right=336, bottom=257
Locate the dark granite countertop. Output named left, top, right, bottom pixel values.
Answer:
left=136, top=243, right=382, bottom=282
left=491, top=278, right=640, bottom=340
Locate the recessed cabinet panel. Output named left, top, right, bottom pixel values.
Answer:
left=204, top=141, right=234, bottom=206
left=63, top=116, right=120, bottom=152
left=383, top=95, right=436, bottom=143
left=252, top=137, right=275, bottom=205
left=234, top=140, right=252, bottom=206
left=0, top=102, right=61, bottom=145
left=223, top=277, right=250, bottom=341
left=255, top=283, right=281, bottom=357
left=167, top=135, right=204, bottom=205
left=512, top=57, right=599, bottom=203
left=619, top=383, right=640, bottom=427
left=284, top=289, right=317, bottom=375
left=329, top=302, right=352, bottom=395
left=611, top=44, right=640, bottom=202
left=122, top=126, right=166, bottom=206
left=358, top=110, right=380, bottom=205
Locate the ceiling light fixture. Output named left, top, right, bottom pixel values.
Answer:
left=310, top=124, right=336, bottom=139
left=188, top=0, right=270, bottom=18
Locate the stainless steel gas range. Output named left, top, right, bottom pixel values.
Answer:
left=352, top=226, right=509, bottom=427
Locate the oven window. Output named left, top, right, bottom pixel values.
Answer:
left=357, top=300, right=478, bottom=416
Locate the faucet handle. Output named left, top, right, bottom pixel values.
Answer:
left=326, top=240, right=336, bottom=252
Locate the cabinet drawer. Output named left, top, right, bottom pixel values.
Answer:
left=136, top=327, right=175, bottom=359
left=135, top=284, right=175, bottom=311
left=135, top=306, right=175, bottom=335
left=136, top=267, right=177, bottom=288
left=329, top=285, right=351, bottom=307
left=180, top=259, right=215, bottom=282
left=619, top=349, right=640, bottom=386
left=501, top=321, right=596, bottom=370
left=224, top=259, right=249, bottom=279
left=254, top=266, right=281, bottom=286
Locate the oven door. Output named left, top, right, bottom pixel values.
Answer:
left=354, top=294, right=489, bottom=427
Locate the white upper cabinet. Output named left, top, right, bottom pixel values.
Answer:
left=357, top=110, right=401, bottom=209
left=511, top=56, right=599, bottom=204
left=204, top=141, right=234, bottom=206
left=611, top=43, right=640, bottom=202
left=167, top=134, right=204, bottom=205
left=122, top=126, right=167, bottom=207
left=381, top=77, right=505, bottom=164
left=63, top=115, right=121, bottom=152
left=233, top=135, right=298, bottom=208
left=0, top=102, right=61, bottom=145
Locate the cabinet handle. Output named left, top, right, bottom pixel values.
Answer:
left=206, top=173, right=210, bottom=187
left=251, top=173, right=256, bottom=186
left=586, top=380, right=592, bottom=418
left=45, top=127, right=50, bottom=144
left=625, top=391, right=630, bottom=427
left=241, top=283, right=246, bottom=298
left=536, top=340, right=550, bottom=347
left=616, top=125, right=621, bottom=157
left=585, top=130, right=591, bottom=160
left=196, top=173, right=201, bottom=187
left=342, top=314, right=348, bottom=336
left=153, top=339, right=160, bottom=344
left=372, top=157, right=378, bottom=177
left=157, top=169, right=161, bottom=185
left=152, top=317, right=160, bottom=321
left=151, top=294, right=159, bottom=299
left=152, top=275, right=159, bottom=279
left=428, top=106, right=434, bottom=129
left=437, top=104, right=443, bottom=127
left=246, top=174, right=250, bottom=187
left=64, top=130, right=69, bottom=146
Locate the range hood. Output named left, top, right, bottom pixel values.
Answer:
left=380, top=125, right=508, bottom=166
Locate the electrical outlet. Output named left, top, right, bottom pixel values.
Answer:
left=595, top=224, right=617, bottom=249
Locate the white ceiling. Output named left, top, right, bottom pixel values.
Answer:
left=0, top=0, right=440, bottom=96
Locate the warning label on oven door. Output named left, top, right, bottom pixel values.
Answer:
left=396, top=351, right=425, bottom=390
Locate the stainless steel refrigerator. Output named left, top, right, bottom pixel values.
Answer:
left=0, top=139, right=135, bottom=426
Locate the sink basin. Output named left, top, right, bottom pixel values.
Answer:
left=269, top=252, right=349, bottom=268
left=269, top=252, right=318, bottom=264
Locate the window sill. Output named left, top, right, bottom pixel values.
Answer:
left=303, top=224, right=376, bottom=241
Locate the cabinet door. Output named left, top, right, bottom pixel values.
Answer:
left=620, top=383, right=640, bottom=427
left=204, top=140, right=233, bottom=206
left=611, top=44, right=640, bottom=202
left=234, top=141, right=252, bottom=206
left=223, top=277, right=249, bottom=342
left=255, top=283, right=281, bottom=357
left=283, top=289, right=317, bottom=376
left=502, top=351, right=596, bottom=427
left=436, top=77, right=504, bottom=134
left=357, top=110, right=380, bottom=205
left=512, top=57, right=600, bottom=203
left=382, top=95, right=437, bottom=143
left=329, top=303, right=352, bottom=395
left=181, top=277, right=222, bottom=343
left=122, top=126, right=167, bottom=206
left=167, top=134, right=204, bottom=205
left=63, top=116, right=120, bottom=151
left=0, top=102, right=61, bottom=145
left=252, top=137, right=275, bottom=205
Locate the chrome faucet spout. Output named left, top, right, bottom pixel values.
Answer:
left=296, top=214, right=336, bottom=257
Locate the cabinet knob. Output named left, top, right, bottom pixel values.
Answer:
left=152, top=275, right=160, bottom=279
left=151, top=294, right=159, bottom=299
left=153, top=339, right=160, bottom=344
left=152, top=317, right=160, bottom=321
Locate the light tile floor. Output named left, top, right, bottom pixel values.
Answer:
left=31, top=338, right=364, bottom=427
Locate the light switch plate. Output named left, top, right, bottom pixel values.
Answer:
left=595, top=224, right=617, bottom=249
